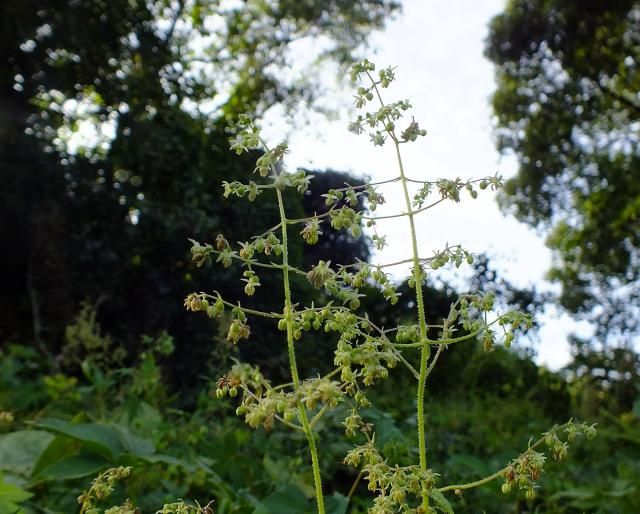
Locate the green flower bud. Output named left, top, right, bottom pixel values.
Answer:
left=355, top=391, right=370, bottom=407
left=504, top=333, right=514, bottom=348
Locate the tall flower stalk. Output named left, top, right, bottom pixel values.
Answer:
left=276, top=186, right=326, bottom=514
left=183, top=60, right=596, bottom=514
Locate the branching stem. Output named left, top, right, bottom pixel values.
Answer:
left=437, top=422, right=571, bottom=493
left=276, top=188, right=326, bottom=514
left=362, top=197, right=445, bottom=220
left=367, top=70, right=432, bottom=511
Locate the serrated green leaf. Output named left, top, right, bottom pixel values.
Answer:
left=429, top=489, right=454, bottom=514
left=0, top=431, right=54, bottom=477
left=33, top=419, right=157, bottom=463
left=260, top=485, right=309, bottom=514
left=325, top=492, right=348, bottom=514
left=0, top=475, right=32, bottom=514
left=34, top=419, right=123, bottom=461
left=0, top=480, right=32, bottom=503
left=31, top=435, right=77, bottom=478
left=0, top=500, right=23, bottom=514
left=110, top=424, right=155, bottom=456
left=33, top=454, right=108, bottom=481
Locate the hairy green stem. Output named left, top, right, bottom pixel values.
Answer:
left=276, top=189, right=326, bottom=514
left=362, top=197, right=445, bottom=220
left=437, top=422, right=572, bottom=493
left=205, top=249, right=308, bottom=276
left=437, top=469, right=504, bottom=494
left=438, top=421, right=571, bottom=493
left=391, top=312, right=519, bottom=347
left=205, top=292, right=285, bottom=318
left=394, top=140, right=432, bottom=511
left=367, top=68, right=432, bottom=511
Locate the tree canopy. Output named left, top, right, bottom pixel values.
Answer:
left=485, top=0, right=640, bottom=342
left=0, top=0, right=399, bottom=387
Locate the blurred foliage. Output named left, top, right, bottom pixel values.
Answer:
left=486, top=0, right=640, bottom=341
left=0, top=306, right=638, bottom=513
left=0, top=0, right=398, bottom=394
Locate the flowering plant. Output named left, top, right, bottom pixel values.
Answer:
left=185, top=60, right=595, bottom=514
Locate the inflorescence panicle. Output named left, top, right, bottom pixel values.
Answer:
left=181, top=59, right=595, bottom=514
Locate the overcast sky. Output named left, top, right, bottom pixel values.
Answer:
left=263, top=0, right=593, bottom=369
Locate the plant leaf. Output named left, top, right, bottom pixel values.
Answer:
left=0, top=478, right=32, bottom=503
left=32, top=454, right=109, bottom=481
left=325, top=492, right=349, bottom=514
left=429, top=489, right=454, bottom=514
left=33, top=419, right=157, bottom=462
left=34, top=419, right=123, bottom=461
left=0, top=431, right=54, bottom=477
left=0, top=474, right=32, bottom=514
left=31, top=435, right=77, bottom=478
left=259, top=485, right=309, bottom=514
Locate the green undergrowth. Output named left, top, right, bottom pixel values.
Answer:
left=1, top=61, right=639, bottom=514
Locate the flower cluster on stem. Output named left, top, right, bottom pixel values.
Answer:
left=182, top=60, right=596, bottom=514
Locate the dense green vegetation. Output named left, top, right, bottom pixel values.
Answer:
left=0, top=0, right=396, bottom=390
left=1, top=303, right=639, bottom=513
left=1, top=1, right=639, bottom=513
left=486, top=0, right=640, bottom=340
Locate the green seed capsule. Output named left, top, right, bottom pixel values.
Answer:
left=505, top=333, right=514, bottom=348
